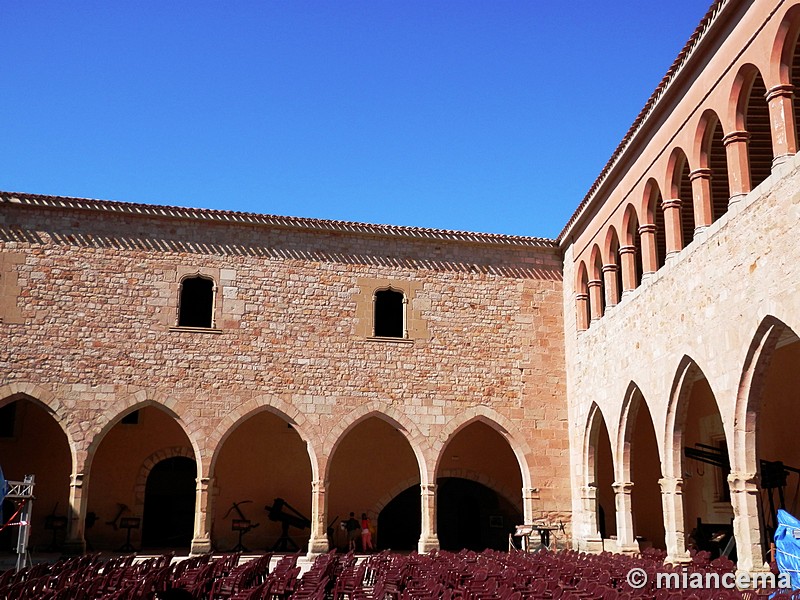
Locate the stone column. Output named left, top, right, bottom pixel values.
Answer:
left=602, top=264, right=619, bottom=308
left=638, top=224, right=658, bottom=277
left=522, top=487, right=537, bottom=525
left=62, top=471, right=87, bottom=555
left=728, top=472, right=767, bottom=572
left=575, top=293, right=589, bottom=331
left=613, top=481, right=638, bottom=553
left=659, top=476, right=691, bottom=564
left=661, top=199, right=683, bottom=257
left=723, top=131, right=751, bottom=206
left=689, top=168, right=713, bottom=233
left=587, top=280, right=603, bottom=322
left=766, top=84, right=796, bottom=167
left=190, top=476, right=215, bottom=555
left=308, top=480, right=330, bottom=555
left=418, top=483, right=439, bottom=553
left=619, top=245, right=637, bottom=296
left=579, top=485, right=602, bottom=540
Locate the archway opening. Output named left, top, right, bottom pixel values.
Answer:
left=328, top=416, right=419, bottom=552
left=589, top=411, right=615, bottom=540
left=377, top=485, right=421, bottom=551
left=629, top=395, right=666, bottom=549
left=142, top=456, right=196, bottom=549
left=678, top=373, right=734, bottom=558
left=745, top=72, right=773, bottom=190
left=87, top=405, right=196, bottom=551
left=213, top=411, right=312, bottom=552
left=436, top=420, right=523, bottom=550
left=753, top=331, right=800, bottom=549
left=705, top=118, right=730, bottom=222
left=0, top=397, right=71, bottom=553
left=678, top=158, right=695, bottom=248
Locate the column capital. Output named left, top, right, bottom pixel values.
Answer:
left=420, top=483, right=437, bottom=495
left=689, top=168, right=712, bottom=181
left=661, top=198, right=682, bottom=210
left=587, top=279, right=603, bottom=289
left=602, top=263, right=618, bottom=274
left=727, top=471, right=759, bottom=492
left=579, top=485, right=597, bottom=500
left=575, top=292, right=589, bottom=301
left=722, top=130, right=750, bottom=146
left=766, top=83, right=794, bottom=102
left=638, top=223, right=656, bottom=235
left=658, top=476, right=684, bottom=494
left=612, top=481, right=634, bottom=494
left=70, top=472, right=85, bottom=488
left=619, top=245, right=636, bottom=256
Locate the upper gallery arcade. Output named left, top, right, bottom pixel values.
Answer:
left=1, top=0, right=799, bottom=573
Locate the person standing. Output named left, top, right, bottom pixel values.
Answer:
left=346, top=512, right=361, bottom=551
left=360, top=512, right=374, bottom=552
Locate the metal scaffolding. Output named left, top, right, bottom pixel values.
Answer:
left=2, top=474, right=36, bottom=572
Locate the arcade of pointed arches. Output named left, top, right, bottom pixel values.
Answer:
left=579, top=315, right=800, bottom=568
left=0, top=394, right=533, bottom=556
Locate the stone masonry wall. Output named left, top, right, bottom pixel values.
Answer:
left=0, top=200, right=570, bottom=525
left=562, top=149, right=800, bottom=560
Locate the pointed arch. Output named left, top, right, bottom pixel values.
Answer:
left=665, top=356, right=721, bottom=478
left=84, top=394, right=203, bottom=479
left=734, top=316, right=800, bottom=475
left=584, top=403, right=614, bottom=487
left=618, top=382, right=653, bottom=482
left=206, top=395, right=318, bottom=480
left=323, top=401, right=429, bottom=483
left=434, top=406, right=533, bottom=490
left=0, top=384, right=78, bottom=468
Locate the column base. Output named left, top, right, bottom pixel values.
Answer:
left=418, top=535, right=440, bottom=554
left=190, top=537, right=213, bottom=555
left=307, top=536, right=331, bottom=557
left=728, top=193, right=747, bottom=207
left=581, top=536, right=604, bottom=554
left=61, top=539, right=87, bottom=556
left=666, top=550, right=692, bottom=565
left=617, top=544, right=640, bottom=555
left=772, top=153, right=793, bottom=168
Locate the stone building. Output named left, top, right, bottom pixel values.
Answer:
left=1, top=0, right=798, bottom=573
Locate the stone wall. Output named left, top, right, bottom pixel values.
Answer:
left=0, top=197, right=570, bottom=550
left=563, top=149, right=800, bottom=567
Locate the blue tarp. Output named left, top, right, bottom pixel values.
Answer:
left=775, top=509, right=800, bottom=590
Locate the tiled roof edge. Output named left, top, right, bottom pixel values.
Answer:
left=556, top=0, right=730, bottom=244
left=1, top=191, right=557, bottom=249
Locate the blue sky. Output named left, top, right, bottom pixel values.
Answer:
left=2, top=1, right=712, bottom=239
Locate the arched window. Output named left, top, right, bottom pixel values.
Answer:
left=178, top=276, right=214, bottom=328
left=374, top=289, right=405, bottom=338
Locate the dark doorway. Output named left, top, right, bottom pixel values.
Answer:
left=142, top=456, right=197, bottom=548
left=377, top=485, right=421, bottom=551
left=437, top=478, right=521, bottom=551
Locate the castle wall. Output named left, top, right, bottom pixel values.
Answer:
left=0, top=199, right=568, bottom=552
